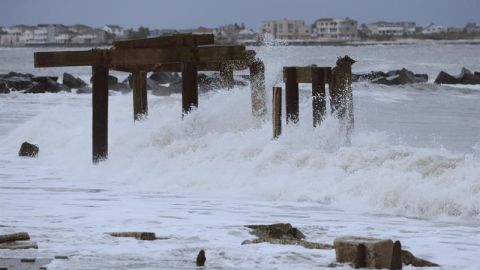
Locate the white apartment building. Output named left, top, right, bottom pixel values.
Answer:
left=312, top=18, right=358, bottom=41
left=367, top=21, right=416, bottom=36
left=0, top=25, right=35, bottom=45
left=261, top=19, right=311, bottom=40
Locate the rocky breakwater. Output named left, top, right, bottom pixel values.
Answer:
left=353, top=68, right=428, bottom=85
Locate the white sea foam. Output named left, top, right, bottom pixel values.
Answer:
left=1, top=84, right=479, bottom=219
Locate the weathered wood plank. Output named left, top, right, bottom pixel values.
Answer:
left=285, top=67, right=299, bottom=124
left=282, top=66, right=334, bottom=83
left=34, top=46, right=246, bottom=68
left=312, top=67, right=327, bottom=127
left=34, top=50, right=104, bottom=67
left=132, top=70, right=147, bottom=120
left=272, top=87, right=282, bottom=139
left=249, top=60, right=267, bottom=117
left=113, top=33, right=214, bottom=48
left=0, top=232, right=30, bottom=243
left=92, top=65, right=109, bottom=163
left=182, top=62, right=198, bottom=115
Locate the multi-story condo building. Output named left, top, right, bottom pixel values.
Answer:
left=312, top=17, right=358, bottom=41
left=261, top=19, right=311, bottom=40
left=366, top=21, right=416, bottom=36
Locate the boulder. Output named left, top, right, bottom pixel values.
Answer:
left=18, top=142, right=39, bottom=157
left=76, top=86, right=92, bottom=94
left=63, top=72, right=87, bottom=88
left=334, top=237, right=438, bottom=269
left=109, top=82, right=131, bottom=93
left=242, top=223, right=333, bottom=250
left=372, top=68, right=428, bottom=85
left=435, top=68, right=480, bottom=85
left=151, top=85, right=175, bottom=96
left=196, top=250, right=206, bottom=267
left=246, top=223, right=305, bottom=240
left=0, top=75, right=33, bottom=90
left=25, top=77, right=70, bottom=93
left=90, top=74, right=120, bottom=87
left=0, top=82, right=10, bottom=94
left=149, top=72, right=180, bottom=84
left=334, top=237, right=396, bottom=269
left=108, top=232, right=159, bottom=240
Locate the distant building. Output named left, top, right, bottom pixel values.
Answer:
left=261, top=19, right=311, bottom=40
left=464, top=22, right=480, bottom=34
left=102, top=25, right=125, bottom=37
left=215, top=23, right=257, bottom=43
left=71, top=29, right=107, bottom=44
left=366, top=21, right=416, bottom=36
left=0, top=25, right=36, bottom=45
left=312, top=18, right=358, bottom=41
left=421, top=23, right=447, bottom=34
left=68, top=24, right=93, bottom=35
left=193, top=26, right=214, bottom=35
left=149, top=29, right=178, bottom=37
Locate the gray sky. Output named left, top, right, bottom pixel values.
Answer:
left=1, top=0, right=478, bottom=29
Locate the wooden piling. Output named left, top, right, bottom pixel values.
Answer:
left=132, top=70, right=148, bottom=120
left=285, top=67, right=299, bottom=124
left=92, top=65, right=109, bottom=163
left=311, top=67, right=327, bottom=127
left=220, top=61, right=234, bottom=89
left=249, top=60, right=267, bottom=117
left=272, top=87, right=282, bottom=139
left=182, top=62, right=198, bottom=115
left=331, top=56, right=355, bottom=138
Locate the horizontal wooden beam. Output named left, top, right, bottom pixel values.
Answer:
left=34, top=46, right=246, bottom=68
left=282, top=66, right=331, bottom=83
left=34, top=50, right=106, bottom=68
left=113, top=33, right=214, bottom=48
left=110, top=50, right=256, bottom=73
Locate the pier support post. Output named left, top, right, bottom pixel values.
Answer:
left=132, top=70, right=148, bottom=121
left=92, top=64, right=109, bottom=163
left=331, top=56, right=355, bottom=138
left=249, top=60, right=267, bottom=117
left=182, top=62, right=198, bottom=116
left=312, top=67, right=327, bottom=127
left=285, top=67, right=299, bottom=124
left=220, top=61, right=234, bottom=89
left=272, top=87, right=282, bottom=139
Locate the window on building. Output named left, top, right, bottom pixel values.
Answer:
left=279, top=24, right=283, bottom=33
left=288, top=24, right=293, bottom=33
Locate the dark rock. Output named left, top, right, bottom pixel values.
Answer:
left=63, top=73, right=87, bottom=89
left=149, top=72, right=180, bottom=84
left=25, top=77, right=70, bottom=94
left=242, top=223, right=333, bottom=250
left=109, top=82, right=131, bottom=93
left=90, top=74, right=120, bottom=87
left=76, top=86, right=92, bottom=94
left=402, top=249, right=439, bottom=267
left=353, top=71, right=387, bottom=82
left=32, top=76, right=58, bottom=83
left=196, top=250, right=206, bottom=266
left=435, top=68, right=480, bottom=85
left=0, top=75, right=33, bottom=90
left=372, top=68, right=428, bottom=85
left=123, top=74, right=133, bottom=88
left=434, top=71, right=458, bottom=84
left=18, top=142, right=39, bottom=157
left=108, top=232, right=157, bottom=240
left=0, top=82, right=10, bottom=94
left=246, top=223, right=305, bottom=240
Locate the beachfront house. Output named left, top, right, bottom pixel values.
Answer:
left=260, top=19, right=311, bottom=40
left=312, top=18, right=358, bottom=41
left=464, top=23, right=480, bottom=34
left=0, top=25, right=36, bottom=46
left=421, top=23, right=447, bottom=34
left=102, top=25, right=125, bottom=37
left=366, top=21, right=416, bottom=36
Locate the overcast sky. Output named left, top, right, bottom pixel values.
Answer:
left=2, top=0, right=479, bottom=29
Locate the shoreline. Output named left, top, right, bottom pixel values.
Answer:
left=1, top=39, right=480, bottom=49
